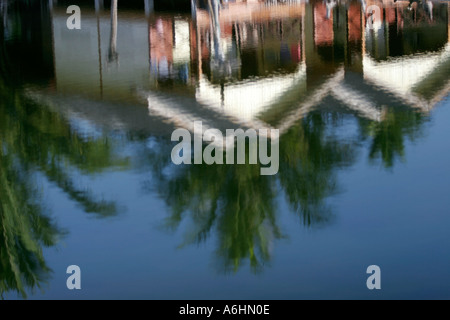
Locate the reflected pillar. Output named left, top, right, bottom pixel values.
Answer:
left=304, top=2, right=339, bottom=89
left=96, top=0, right=103, bottom=97
left=1, top=0, right=7, bottom=31
left=108, top=0, right=118, bottom=64
left=208, top=0, right=224, bottom=62
left=144, top=0, right=154, bottom=17
left=95, top=0, right=104, bottom=13
left=345, top=2, right=363, bottom=74
left=191, top=0, right=197, bottom=20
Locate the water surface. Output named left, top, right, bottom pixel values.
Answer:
left=0, top=0, right=449, bottom=299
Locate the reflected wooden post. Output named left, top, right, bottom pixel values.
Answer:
left=362, top=3, right=365, bottom=58
left=197, top=12, right=202, bottom=81
left=304, top=2, right=316, bottom=90
left=144, top=0, right=154, bottom=17
left=108, top=0, right=119, bottom=64
left=95, top=0, right=104, bottom=13
left=302, top=5, right=305, bottom=63
left=1, top=0, right=7, bottom=29
left=96, top=0, right=103, bottom=97
left=191, top=0, right=197, bottom=20
left=147, top=9, right=152, bottom=82
left=346, top=2, right=363, bottom=74
left=208, top=0, right=224, bottom=62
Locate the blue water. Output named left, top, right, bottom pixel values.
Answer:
left=1, top=0, right=449, bottom=299
left=24, top=98, right=446, bottom=300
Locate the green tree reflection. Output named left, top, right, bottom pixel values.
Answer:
left=0, top=78, right=128, bottom=297
left=147, top=112, right=356, bottom=273
left=0, top=147, right=60, bottom=299
left=147, top=104, right=428, bottom=273
left=279, top=113, right=356, bottom=225
left=358, top=109, right=427, bottom=168
left=156, top=159, right=281, bottom=274
left=0, top=85, right=128, bottom=217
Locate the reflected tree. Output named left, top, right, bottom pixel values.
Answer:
left=278, top=113, right=356, bottom=225
left=0, top=81, right=61, bottom=299
left=0, top=146, right=61, bottom=299
left=0, top=70, right=128, bottom=297
left=358, top=109, right=427, bottom=168
left=152, top=153, right=282, bottom=274
left=0, top=81, right=129, bottom=217
left=144, top=112, right=357, bottom=273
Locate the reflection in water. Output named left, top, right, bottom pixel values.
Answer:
left=0, top=2, right=130, bottom=296
left=0, top=80, right=61, bottom=299
left=144, top=111, right=356, bottom=272
left=358, top=108, right=427, bottom=168
left=0, top=157, right=59, bottom=299
left=108, top=0, right=119, bottom=64
left=0, top=0, right=449, bottom=295
left=278, top=113, right=355, bottom=223
left=0, top=87, right=128, bottom=217
left=125, top=0, right=448, bottom=273
left=0, top=76, right=130, bottom=296
left=151, top=153, right=282, bottom=274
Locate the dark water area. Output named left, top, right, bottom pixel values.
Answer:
left=0, top=0, right=449, bottom=299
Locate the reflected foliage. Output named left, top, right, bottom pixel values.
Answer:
left=145, top=105, right=428, bottom=272
left=0, top=146, right=60, bottom=299
left=0, top=1, right=130, bottom=298
left=358, top=109, right=427, bottom=168
left=0, top=80, right=60, bottom=298
left=279, top=113, right=356, bottom=225
left=153, top=153, right=282, bottom=274
left=0, top=75, right=128, bottom=298
left=0, top=83, right=128, bottom=217
left=145, top=112, right=357, bottom=273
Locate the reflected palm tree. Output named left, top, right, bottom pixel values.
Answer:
left=0, top=71, right=62, bottom=299
left=358, top=109, right=427, bottom=168
left=148, top=147, right=282, bottom=274
left=0, top=148, right=62, bottom=299
left=144, top=112, right=357, bottom=273
left=0, top=1, right=128, bottom=297
left=0, top=83, right=128, bottom=216
left=0, top=70, right=128, bottom=297
left=278, top=112, right=356, bottom=225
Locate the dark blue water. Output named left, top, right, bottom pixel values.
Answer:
left=1, top=0, right=449, bottom=299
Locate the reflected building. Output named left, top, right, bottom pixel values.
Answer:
left=363, top=0, right=450, bottom=109
left=6, top=0, right=445, bottom=135
left=145, top=0, right=449, bottom=134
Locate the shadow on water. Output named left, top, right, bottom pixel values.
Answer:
left=0, top=0, right=448, bottom=294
